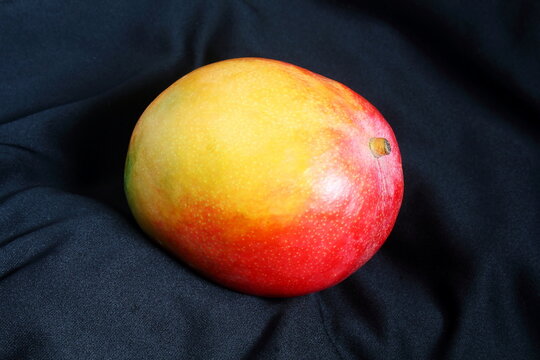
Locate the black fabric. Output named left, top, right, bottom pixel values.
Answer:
left=1, top=0, right=539, bottom=359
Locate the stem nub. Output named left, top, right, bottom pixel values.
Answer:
left=369, top=137, right=391, bottom=158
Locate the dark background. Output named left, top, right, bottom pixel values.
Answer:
left=1, top=1, right=539, bottom=359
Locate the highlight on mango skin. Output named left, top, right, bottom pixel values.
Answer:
left=125, top=57, right=404, bottom=297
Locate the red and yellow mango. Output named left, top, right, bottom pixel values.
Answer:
left=125, top=58, right=403, bottom=297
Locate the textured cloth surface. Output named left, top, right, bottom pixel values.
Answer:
left=1, top=1, right=539, bottom=359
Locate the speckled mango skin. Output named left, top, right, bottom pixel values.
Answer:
left=125, top=58, right=403, bottom=297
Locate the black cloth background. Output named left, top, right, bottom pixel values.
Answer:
left=1, top=1, right=539, bottom=359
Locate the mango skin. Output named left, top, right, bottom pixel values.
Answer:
left=125, top=58, right=404, bottom=297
